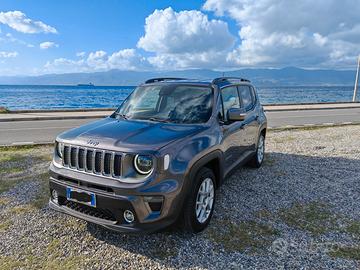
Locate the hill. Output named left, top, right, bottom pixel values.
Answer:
left=0, top=67, right=356, bottom=86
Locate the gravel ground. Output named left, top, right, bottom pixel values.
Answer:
left=0, top=125, right=360, bottom=269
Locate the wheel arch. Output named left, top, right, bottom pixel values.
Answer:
left=187, top=150, right=224, bottom=190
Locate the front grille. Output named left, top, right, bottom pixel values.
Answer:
left=86, top=150, right=93, bottom=171
left=63, top=146, right=70, bottom=165
left=94, top=152, right=102, bottom=173
left=78, top=149, right=85, bottom=169
left=63, top=200, right=116, bottom=222
left=104, top=153, right=111, bottom=175
left=70, top=147, right=77, bottom=167
left=62, top=144, right=122, bottom=178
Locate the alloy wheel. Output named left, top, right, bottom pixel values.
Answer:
left=257, top=135, right=265, bottom=164
left=195, top=177, right=215, bottom=223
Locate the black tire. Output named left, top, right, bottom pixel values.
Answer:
left=248, top=133, right=265, bottom=168
left=182, top=167, right=216, bottom=233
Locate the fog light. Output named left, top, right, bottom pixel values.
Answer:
left=124, top=210, right=135, bottom=223
left=52, top=190, right=59, bottom=204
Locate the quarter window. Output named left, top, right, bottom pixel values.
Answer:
left=238, top=86, right=254, bottom=111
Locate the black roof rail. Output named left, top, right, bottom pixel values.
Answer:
left=212, top=77, right=251, bottom=84
left=144, top=77, right=188, bottom=84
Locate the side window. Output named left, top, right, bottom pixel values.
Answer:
left=221, top=86, right=240, bottom=121
left=238, top=86, right=254, bottom=111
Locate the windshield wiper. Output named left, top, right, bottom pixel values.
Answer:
left=148, top=117, right=172, bottom=123
left=114, top=112, right=128, bottom=120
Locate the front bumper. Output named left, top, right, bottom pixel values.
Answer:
left=48, top=166, right=184, bottom=233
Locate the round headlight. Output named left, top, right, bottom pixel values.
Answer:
left=134, top=154, right=153, bottom=175
left=56, top=142, right=63, bottom=158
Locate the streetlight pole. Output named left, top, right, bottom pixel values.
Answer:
left=353, top=55, right=360, bottom=102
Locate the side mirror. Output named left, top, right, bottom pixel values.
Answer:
left=228, top=108, right=247, bottom=121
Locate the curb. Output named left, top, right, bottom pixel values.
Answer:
left=268, top=121, right=360, bottom=130
left=0, top=115, right=107, bottom=122
left=264, top=106, right=360, bottom=112
left=0, top=142, right=54, bottom=147
left=5, top=108, right=115, bottom=114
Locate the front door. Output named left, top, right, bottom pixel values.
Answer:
left=219, top=86, right=248, bottom=173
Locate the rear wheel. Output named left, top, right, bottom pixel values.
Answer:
left=182, top=167, right=216, bottom=233
left=248, top=133, right=265, bottom=168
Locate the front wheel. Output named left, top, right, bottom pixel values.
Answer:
left=182, top=167, right=216, bottom=233
left=248, top=133, right=265, bottom=168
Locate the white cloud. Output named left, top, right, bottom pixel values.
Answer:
left=44, top=58, right=86, bottom=73
left=108, top=49, right=149, bottom=70
left=24, top=2, right=360, bottom=74
left=148, top=51, right=233, bottom=70
left=0, top=11, right=57, bottom=34
left=0, top=32, right=34, bottom=47
left=87, top=50, right=108, bottom=68
left=203, top=0, right=360, bottom=68
left=44, top=49, right=150, bottom=73
left=136, top=7, right=235, bottom=70
left=0, top=51, right=18, bottom=58
left=39, top=41, right=59, bottom=49
left=76, top=51, right=86, bottom=57
left=138, top=7, right=235, bottom=54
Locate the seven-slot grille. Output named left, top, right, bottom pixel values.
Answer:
left=62, top=145, right=122, bottom=178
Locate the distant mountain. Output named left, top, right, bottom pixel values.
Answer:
left=0, top=67, right=356, bottom=86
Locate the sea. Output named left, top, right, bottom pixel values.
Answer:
left=0, top=85, right=356, bottom=110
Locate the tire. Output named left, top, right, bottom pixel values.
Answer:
left=182, top=167, right=216, bottom=233
left=248, top=133, right=265, bottom=168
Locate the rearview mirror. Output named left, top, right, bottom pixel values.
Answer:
left=227, top=108, right=246, bottom=121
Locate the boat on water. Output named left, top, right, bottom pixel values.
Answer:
left=77, top=82, right=94, bottom=87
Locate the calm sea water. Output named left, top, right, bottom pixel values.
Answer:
left=0, top=85, right=355, bottom=110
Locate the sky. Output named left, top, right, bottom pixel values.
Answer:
left=0, top=0, right=359, bottom=76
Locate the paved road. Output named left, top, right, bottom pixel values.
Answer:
left=267, top=107, right=360, bottom=127
left=0, top=108, right=359, bottom=145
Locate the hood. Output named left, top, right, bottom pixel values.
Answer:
left=57, top=117, right=206, bottom=151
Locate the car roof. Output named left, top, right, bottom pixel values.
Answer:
left=142, top=77, right=251, bottom=88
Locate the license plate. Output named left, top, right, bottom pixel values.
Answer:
left=66, top=187, right=96, bottom=207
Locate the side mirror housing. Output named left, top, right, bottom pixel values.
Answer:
left=227, top=108, right=246, bottom=121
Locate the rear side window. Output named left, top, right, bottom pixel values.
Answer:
left=221, top=86, right=240, bottom=121
left=238, top=86, right=254, bottom=111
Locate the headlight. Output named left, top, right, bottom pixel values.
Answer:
left=134, top=154, right=153, bottom=175
left=56, top=142, right=63, bottom=158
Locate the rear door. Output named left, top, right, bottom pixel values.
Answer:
left=237, top=85, right=260, bottom=151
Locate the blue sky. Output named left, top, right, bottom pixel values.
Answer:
left=0, top=0, right=359, bottom=75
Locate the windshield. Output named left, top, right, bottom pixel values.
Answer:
left=114, top=84, right=213, bottom=124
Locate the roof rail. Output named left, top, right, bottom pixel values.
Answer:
left=144, top=77, right=188, bottom=84
left=212, top=77, right=250, bottom=84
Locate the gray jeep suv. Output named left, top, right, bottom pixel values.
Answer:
left=49, top=77, right=267, bottom=233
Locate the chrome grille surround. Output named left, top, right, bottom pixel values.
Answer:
left=62, top=144, right=123, bottom=179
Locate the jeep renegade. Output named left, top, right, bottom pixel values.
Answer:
left=49, top=77, right=267, bottom=233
